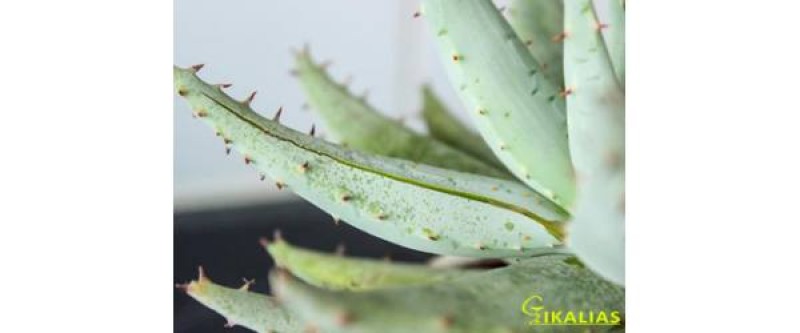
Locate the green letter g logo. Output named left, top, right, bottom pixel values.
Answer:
left=521, top=294, right=544, bottom=316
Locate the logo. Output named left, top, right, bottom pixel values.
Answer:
left=521, top=294, right=622, bottom=327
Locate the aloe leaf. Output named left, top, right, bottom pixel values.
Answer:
left=271, top=255, right=625, bottom=333
left=178, top=267, right=301, bottom=333
left=508, top=0, right=565, bottom=88
left=420, top=85, right=505, bottom=170
left=568, top=170, right=625, bottom=286
left=607, top=0, right=625, bottom=86
left=264, top=236, right=474, bottom=291
left=562, top=0, right=625, bottom=285
left=421, top=0, right=576, bottom=207
left=294, top=49, right=508, bottom=178
left=174, top=66, right=568, bottom=258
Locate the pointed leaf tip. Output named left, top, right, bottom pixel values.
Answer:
left=182, top=273, right=302, bottom=332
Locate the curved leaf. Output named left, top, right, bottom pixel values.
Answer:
left=508, top=0, right=566, bottom=87
left=606, top=0, right=625, bottom=86
left=179, top=268, right=301, bottom=333
left=421, top=0, right=576, bottom=207
left=174, top=66, right=568, bottom=258
left=272, top=255, right=625, bottom=333
left=265, top=236, right=474, bottom=291
left=563, top=0, right=625, bottom=285
left=294, top=50, right=508, bottom=178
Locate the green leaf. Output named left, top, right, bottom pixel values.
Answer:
left=508, top=0, right=566, bottom=88
left=264, top=236, right=474, bottom=291
left=271, top=254, right=625, bottom=333
left=568, top=169, right=625, bottom=286
left=562, top=0, right=625, bottom=285
left=179, top=267, right=301, bottom=333
left=174, top=66, right=568, bottom=258
left=420, top=85, right=506, bottom=171
left=421, top=0, right=576, bottom=207
left=607, top=0, right=625, bottom=86
left=294, top=49, right=508, bottom=178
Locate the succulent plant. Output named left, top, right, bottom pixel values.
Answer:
left=175, top=0, right=625, bottom=331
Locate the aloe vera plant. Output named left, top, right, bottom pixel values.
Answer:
left=176, top=0, right=625, bottom=331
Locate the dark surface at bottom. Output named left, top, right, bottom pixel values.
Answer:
left=174, top=199, right=433, bottom=333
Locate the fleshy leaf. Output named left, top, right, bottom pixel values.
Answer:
left=568, top=169, right=625, bottom=286
left=294, top=49, right=508, bottom=178
left=562, top=0, right=625, bottom=285
left=272, top=255, right=625, bottom=333
left=508, top=0, right=566, bottom=87
left=174, top=66, right=568, bottom=258
left=180, top=267, right=301, bottom=333
left=606, top=0, right=625, bottom=86
left=421, top=0, right=576, bottom=207
left=264, top=236, right=473, bottom=291
left=420, top=85, right=506, bottom=170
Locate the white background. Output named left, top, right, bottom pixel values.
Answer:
left=2, top=0, right=800, bottom=332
